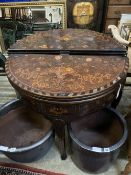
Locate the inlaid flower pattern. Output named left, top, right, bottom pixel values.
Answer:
left=7, top=54, right=127, bottom=96
left=10, top=29, right=125, bottom=51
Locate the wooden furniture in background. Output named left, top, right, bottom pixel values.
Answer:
left=104, top=0, right=131, bottom=33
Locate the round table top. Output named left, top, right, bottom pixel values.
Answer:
left=10, top=29, right=125, bottom=52
left=6, top=54, right=128, bottom=99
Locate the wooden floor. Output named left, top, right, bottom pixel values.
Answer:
left=0, top=76, right=16, bottom=106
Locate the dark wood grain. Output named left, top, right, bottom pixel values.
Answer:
left=9, top=29, right=126, bottom=53
left=6, top=54, right=128, bottom=98
left=109, top=0, right=131, bottom=5
left=107, top=5, right=131, bottom=18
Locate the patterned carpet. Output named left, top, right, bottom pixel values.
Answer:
left=0, top=162, right=65, bottom=175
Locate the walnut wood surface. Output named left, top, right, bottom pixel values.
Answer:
left=109, top=0, right=130, bottom=5
left=6, top=29, right=129, bottom=159
left=6, top=54, right=128, bottom=98
left=107, top=5, right=131, bottom=19
left=10, top=29, right=125, bottom=51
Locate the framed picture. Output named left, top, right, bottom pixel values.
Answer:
left=67, top=0, right=108, bottom=32
left=0, top=0, right=31, bottom=2
left=0, top=0, right=67, bottom=29
left=0, top=0, right=67, bottom=50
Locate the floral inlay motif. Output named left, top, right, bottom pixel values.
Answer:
left=10, top=29, right=125, bottom=51
left=7, top=54, right=127, bottom=96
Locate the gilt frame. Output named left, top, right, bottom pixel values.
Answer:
left=0, top=0, right=67, bottom=29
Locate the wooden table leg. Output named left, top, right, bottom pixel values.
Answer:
left=52, top=119, right=67, bottom=160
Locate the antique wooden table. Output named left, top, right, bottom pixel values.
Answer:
left=6, top=29, right=129, bottom=159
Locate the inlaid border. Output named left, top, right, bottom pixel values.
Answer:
left=5, top=57, right=129, bottom=98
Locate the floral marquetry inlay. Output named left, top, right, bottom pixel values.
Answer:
left=10, top=29, right=126, bottom=51
left=6, top=54, right=128, bottom=97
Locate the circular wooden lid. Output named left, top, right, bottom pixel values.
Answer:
left=6, top=54, right=128, bottom=98
left=10, top=29, right=125, bottom=52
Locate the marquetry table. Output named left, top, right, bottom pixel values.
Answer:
left=6, top=29, right=129, bottom=159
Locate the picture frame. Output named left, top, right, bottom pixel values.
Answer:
left=66, top=0, right=108, bottom=32
left=0, top=0, right=67, bottom=51
left=0, top=0, right=67, bottom=29
left=0, top=28, right=5, bottom=53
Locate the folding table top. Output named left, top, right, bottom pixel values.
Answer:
left=6, top=54, right=128, bottom=98
left=6, top=29, right=128, bottom=99
left=8, top=29, right=126, bottom=55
